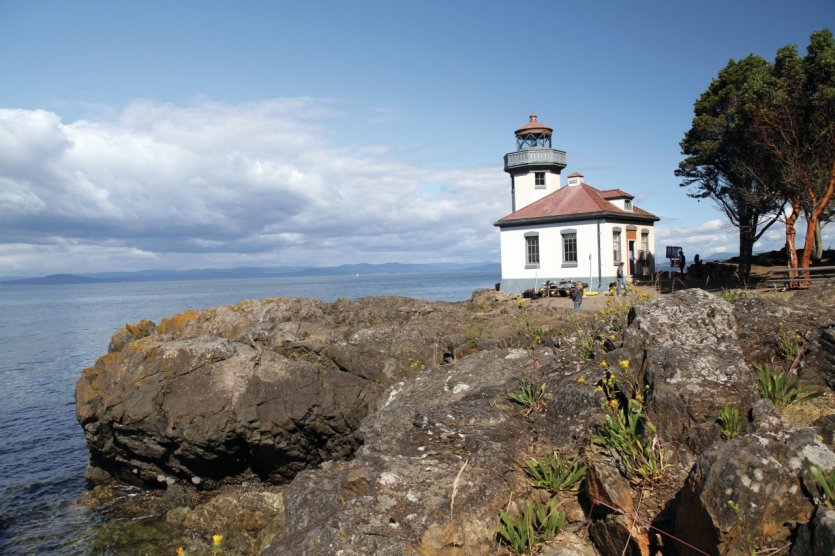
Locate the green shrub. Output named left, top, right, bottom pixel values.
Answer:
left=720, top=290, right=747, bottom=302
left=776, top=322, right=802, bottom=361
left=523, top=452, right=587, bottom=494
left=507, top=380, right=548, bottom=416
left=498, top=497, right=566, bottom=555
left=718, top=406, right=744, bottom=440
left=756, top=364, right=822, bottom=410
left=592, top=398, right=667, bottom=483
left=811, top=466, right=835, bottom=509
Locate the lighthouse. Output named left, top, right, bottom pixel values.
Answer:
left=495, top=114, right=659, bottom=293
left=503, top=114, right=567, bottom=213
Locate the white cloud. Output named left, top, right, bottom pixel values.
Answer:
left=656, top=215, right=835, bottom=262
left=0, top=99, right=506, bottom=275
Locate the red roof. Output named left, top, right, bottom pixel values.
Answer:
left=495, top=182, right=658, bottom=227
left=599, top=188, right=634, bottom=200
left=515, top=113, right=553, bottom=137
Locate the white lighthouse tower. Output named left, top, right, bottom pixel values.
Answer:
left=503, top=114, right=567, bottom=212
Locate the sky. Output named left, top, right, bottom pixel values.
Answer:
left=1, top=0, right=834, bottom=277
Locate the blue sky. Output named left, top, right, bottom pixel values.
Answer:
left=1, top=0, right=833, bottom=276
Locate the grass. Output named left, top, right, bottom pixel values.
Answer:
left=718, top=406, right=744, bottom=440
left=776, top=322, right=802, bottom=361
left=720, top=290, right=748, bottom=302
left=523, top=452, right=587, bottom=494
left=756, top=363, right=823, bottom=410
left=781, top=390, right=835, bottom=429
left=592, top=398, right=667, bottom=484
left=507, top=380, right=548, bottom=416
left=498, top=497, right=566, bottom=555
left=810, top=466, right=835, bottom=509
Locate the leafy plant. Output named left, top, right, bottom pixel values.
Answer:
left=719, top=406, right=744, bottom=440
left=810, top=465, right=835, bottom=509
left=776, top=322, right=802, bottom=361
left=756, top=364, right=822, bottom=410
left=524, top=452, right=587, bottom=493
left=577, top=332, right=596, bottom=359
left=464, top=323, right=483, bottom=347
left=720, top=290, right=747, bottom=302
left=592, top=398, right=667, bottom=484
left=507, top=380, right=548, bottom=416
left=498, top=497, right=566, bottom=554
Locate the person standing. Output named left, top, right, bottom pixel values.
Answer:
left=616, top=262, right=626, bottom=296
left=678, top=249, right=686, bottom=275
left=694, top=254, right=702, bottom=278
left=572, top=281, right=584, bottom=310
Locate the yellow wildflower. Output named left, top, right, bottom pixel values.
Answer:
left=609, top=399, right=619, bottom=409
left=212, top=534, right=223, bottom=547
left=618, top=359, right=630, bottom=370
left=609, top=334, right=616, bottom=341
left=596, top=386, right=604, bottom=393
left=577, top=376, right=586, bottom=384
left=600, top=361, right=608, bottom=368
left=635, top=392, right=644, bottom=402
left=176, top=548, right=185, bottom=556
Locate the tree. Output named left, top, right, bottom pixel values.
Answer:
left=750, top=29, right=835, bottom=282
left=676, top=55, right=784, bottom=283
left=678, top=29, right=835, bottom=285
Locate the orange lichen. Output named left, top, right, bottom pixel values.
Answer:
left=157, top=310, right=199, bottom=335
left=95, top=352, right=121, bottom=368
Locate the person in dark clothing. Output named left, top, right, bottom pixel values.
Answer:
left=694, top=254, right=702, bottom=278
left=678, top=249, right=686, bottom=275
left=616, top=262, right=626, bottom=296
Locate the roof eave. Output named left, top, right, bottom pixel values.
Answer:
left=494, top=211, right=660, bottom=228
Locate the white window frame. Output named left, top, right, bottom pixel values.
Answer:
left=613, top=229, right=622, bottom=263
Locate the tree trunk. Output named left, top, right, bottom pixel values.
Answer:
left=785, top=201, right=800, bottom=287
left=798, top=167, right=835, bottom=284
left=738, top=223, right=755, bottom=286
left=812, top=221, right=823, bottom=262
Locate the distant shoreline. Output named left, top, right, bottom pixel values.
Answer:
left=0, top=263, right=500, bottom=287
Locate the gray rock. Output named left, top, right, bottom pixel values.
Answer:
left=675, top=428, right=835, bottom=555
left=790, top=505, right=835, bottom=556
left=621, top=290, right=760, bottom=454
left=74, top=284, right=835, bottom=555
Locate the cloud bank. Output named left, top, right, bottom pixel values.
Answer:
left=0, top=99, right=506, bottom=276
left=2, top=98, right=829, bottom=277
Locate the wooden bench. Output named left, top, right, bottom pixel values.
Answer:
left=765, top=265, right=835, bottom=289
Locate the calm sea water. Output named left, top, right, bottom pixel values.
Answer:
left=0, top=270, right=498, bottom=555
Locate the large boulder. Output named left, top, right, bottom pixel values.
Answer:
left=76, top=296, right=529, bottom=487
left=74, top=285, right=835, bottom=555
left=622, top=289, right=759, bottom=452
left=675, top=428, right=835, bottom=555
left=265, top=348, right=595, bottom=555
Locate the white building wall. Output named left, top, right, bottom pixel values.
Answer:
left=499, top=220, right=657, bottom=293
left=511, top=169, right=561, bottom=211
left=500, top=219, right=602, bottom=291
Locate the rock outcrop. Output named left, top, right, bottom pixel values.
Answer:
left=76, top=285, right=835, bottom=555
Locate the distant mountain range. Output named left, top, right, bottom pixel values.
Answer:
left=0, top=262, right=500, bottom=286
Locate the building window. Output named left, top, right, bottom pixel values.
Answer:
left=563, top=233, right=577, bottom=263
left=526, top=235, right=540, bottom=266
left=624, top=200, right=632, bottom=211
left=613, top=230, right=622, bottom=262
left=640, top=233, right=649, bottom=258
left=534, top=172, right=546, bottom=189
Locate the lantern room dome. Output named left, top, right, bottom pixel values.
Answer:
left=514, top=114, right=553, bottom=137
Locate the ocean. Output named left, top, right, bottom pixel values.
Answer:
left=0, top=269, right=498, bottom=554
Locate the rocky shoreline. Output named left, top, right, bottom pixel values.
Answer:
left=76, top=284, right=835, bottom=554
